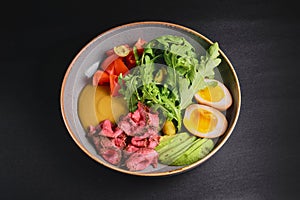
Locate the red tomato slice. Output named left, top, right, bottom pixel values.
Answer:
left=92, top=70, right=110, bottom=86
left=114, top=58, right=129, bottom=75
left=109, top=74, right=120, bottom=96
left=124, top=51, right=136, bottom=69
left=100, top=53, right=118, bottom=71
left=105, top=62, right=115, bottom=75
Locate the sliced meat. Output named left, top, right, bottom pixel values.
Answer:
left=98, top=136, right=115, bottom=149
left=131, top=133, right=160, bottom=149
left=87, top=126, right=105, bottom=151
left=136, top=102, right=159, bottom=128
left=87, top=102, right=160, bottom=171
left=123, top=143, right=140, bottom=158
left=147, top=134, right=160, bottom=149
left=134, top=38, right=147, bottom=50
left=117, top=102, right=159, bottom=137
left=131, top=109, right=141, bottom=123
left=112, top=132, right=127, bottom=149
left=147, top=112, right=159, bottom=128
left=98, top=120, right=114, bottom=136
left=125, top=148, right=158, bottom=171
left=124, top=143, right=139, bottom=153
left=98, top=120, right=124, bottom=138
left=112, top=127, right=124, bottom=138
left=132, top=127, right=157, bottom=140
left=117, top=116, right=139, bottom=136
left=131, top=137, right=148, bottom=147
left=98, top=147, right=122, bottom=166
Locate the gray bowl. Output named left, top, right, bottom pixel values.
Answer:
left=60, top=21, right=241, bottom=176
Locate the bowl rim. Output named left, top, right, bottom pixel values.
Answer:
left=60, top=21, right=241, bottom=176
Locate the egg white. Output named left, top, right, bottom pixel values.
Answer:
left=195, top=79, right=232, bottom=111
left=183, top=104, right=228, bottom=138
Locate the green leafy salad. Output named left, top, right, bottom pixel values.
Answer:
left=118, top=35, right=221, bottom=131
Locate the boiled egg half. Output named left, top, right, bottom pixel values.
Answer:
left=183, top=104, right=228, bottom=138
left=195, top=79, right=232, bottom=111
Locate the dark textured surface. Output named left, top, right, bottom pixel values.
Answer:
left=0, top=0, right=299, bottom=199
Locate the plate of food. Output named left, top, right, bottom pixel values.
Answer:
left=60, top=21, right=241, bottom=176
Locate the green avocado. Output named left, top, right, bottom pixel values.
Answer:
left=155, top=132, right=190, bottom=154
left=155, top=135, right=177, bottom=152
left=171, top=138, right=214, bottom=166
left=159, top=135, right=197, bottom=165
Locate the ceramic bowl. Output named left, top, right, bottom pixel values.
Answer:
left=60, top=21, right=241, bottom=176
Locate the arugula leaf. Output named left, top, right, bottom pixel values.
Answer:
left=178, top=72, right=206, bottom=109
left=179, top=42, right=221, bottom=109
left=118, top=64, right=182, bottom=129
left=198, top=42, right=221, bottom=78
left=140, top=35, right=198, bottom=84
left=118, top=73, right=140, bottom=112
left=132, top=46, right=140, bottom=66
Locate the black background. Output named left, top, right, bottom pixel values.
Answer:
left=1, top=0, right=299, bottom=199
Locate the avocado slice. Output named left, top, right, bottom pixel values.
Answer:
left=171, top=138, right=214, bottom=166
left=155, top=135, right=177, bottom=152
left=155, top=132, right=190, bottom=154
left=159, top=135, right=197, bottom=165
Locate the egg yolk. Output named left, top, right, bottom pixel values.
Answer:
left=198, top=85, right=224, bottom=102
left=184, top=108, right=218, bottom=133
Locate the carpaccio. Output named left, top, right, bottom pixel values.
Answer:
left=86, top=102, right=160, bottom=171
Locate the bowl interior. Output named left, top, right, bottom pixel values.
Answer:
left=61, top=22, right=240, bottom=176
